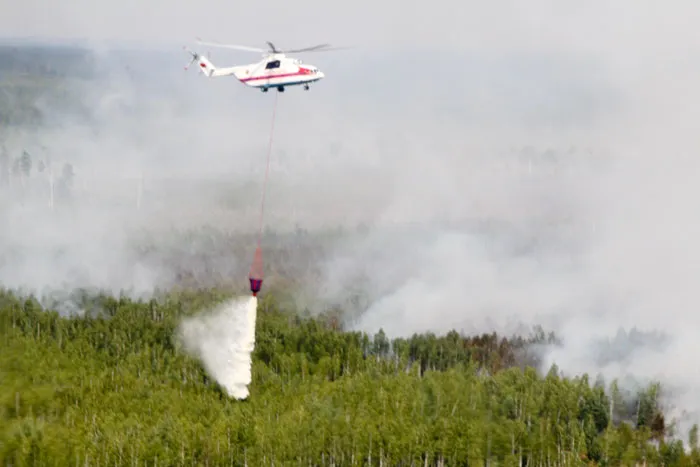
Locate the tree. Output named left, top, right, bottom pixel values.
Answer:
left=0, top=141, right=8, bottom=187
left=19, top=150, right=31, bottom=177
left=690, top=424, right=698, bottom=452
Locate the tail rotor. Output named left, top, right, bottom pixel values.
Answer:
left=183, top=46, right=199, bottom=71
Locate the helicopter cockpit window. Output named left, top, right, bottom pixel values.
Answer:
left=265, top=60, right=281, bottom=69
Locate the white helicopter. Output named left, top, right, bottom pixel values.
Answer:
left=184, top=38, right=340, bottom=93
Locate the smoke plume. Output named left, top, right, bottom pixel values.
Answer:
left=3, top=0, right=700, bottom=438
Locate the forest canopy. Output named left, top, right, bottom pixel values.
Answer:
left=0, top=288, right=698, bottom=466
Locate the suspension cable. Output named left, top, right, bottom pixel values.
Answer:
left=256, top=92, right=278, bottom=247
left=248, top=91, right=279, bottom=297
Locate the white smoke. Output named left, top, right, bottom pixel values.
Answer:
left=178, top=295, right=258, bottom=399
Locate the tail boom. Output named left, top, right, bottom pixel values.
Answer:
left=185, top=49, right=247, bottom=79
left=196, top=56, right=246, bottom=78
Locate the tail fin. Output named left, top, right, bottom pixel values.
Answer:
left=196, top=55, right=217, bottom=77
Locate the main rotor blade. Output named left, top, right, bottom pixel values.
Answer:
left=282, top=44, right=351, bottom=53
left=195, top=38, right=266, bottom=53
left=282, top=44, right=331, bottom=53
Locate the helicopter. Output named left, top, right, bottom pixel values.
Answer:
left=184, top=38, right=340, bottom=93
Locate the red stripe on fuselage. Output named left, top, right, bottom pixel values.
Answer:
left=239, top=68, right=313, bottom=83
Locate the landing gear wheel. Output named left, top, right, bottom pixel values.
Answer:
left=261, top=88, right=268, bottom=93
left=304, top=84, right=310, bottom=91
left=277, top=86, right=285, bottom=92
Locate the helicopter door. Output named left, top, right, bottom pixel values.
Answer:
left=264, top=59, right=281, bottom=86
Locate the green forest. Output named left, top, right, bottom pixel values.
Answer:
left=1, top=287, right=698, bottom=466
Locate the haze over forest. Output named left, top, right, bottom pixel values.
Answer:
left=2, top=0, right=700, bottom=449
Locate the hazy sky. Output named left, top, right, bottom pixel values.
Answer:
left=3, top=1, right=699, bottom=56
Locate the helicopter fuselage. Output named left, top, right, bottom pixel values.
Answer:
left=193, top=52, right=324, bottom=92
left=236, top=54, right=325, bottom=92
